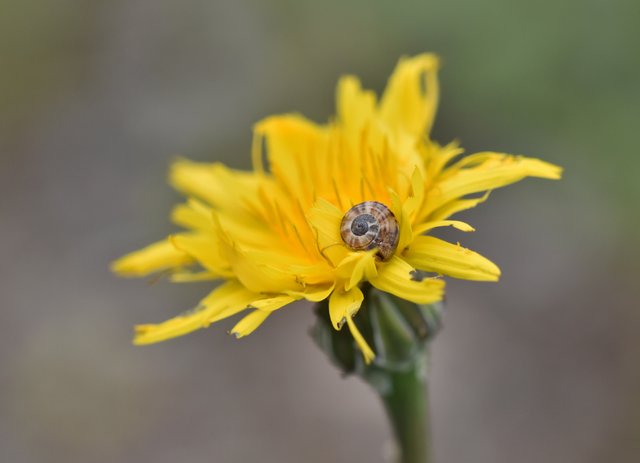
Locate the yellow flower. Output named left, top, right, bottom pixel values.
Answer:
left=112, top=53, right=561, bottom=363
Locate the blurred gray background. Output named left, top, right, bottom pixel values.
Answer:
left=1, top=1, right=639, bottom=462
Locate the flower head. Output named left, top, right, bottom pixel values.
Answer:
left=112, top=53, right=561, bottom=363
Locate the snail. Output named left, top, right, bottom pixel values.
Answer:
left=340, top=201, right=399, bottom=261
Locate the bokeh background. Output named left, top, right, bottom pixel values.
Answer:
left=2, top=1, right=639, bottom=462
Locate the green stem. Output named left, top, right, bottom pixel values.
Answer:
left=310, top=288, right=440, bottom=463
left=379, top=348, right=431, bottom=463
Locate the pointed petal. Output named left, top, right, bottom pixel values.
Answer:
left=170, top=233, right=231, bottom=277
left=307, top=199, right=349, bottom=266
left=209, top=294, right=295, bottom=325
left=133, top=281, right=256, bottom=345
left=370, top=256, right=444, bottom=305
left=413, top=220, right=475, bottom=236
left=170, top=159, right=261, bottom=212
left=170, top=271, right=218, bottom=282
left=111, top=238, right=192, bottom=277
left=230, top=310, right=271, bottom=338
left=335, top=250, right=378, bottom=291
left=425, top=153, right=562, bottom=215
left=346, top=315, right=375, bottom=364
left=404, top=236, right=501, bottom=281
left=427, top=192, right=491, bottom=222
left=248, top=295, right=297, bottom=312
left=219, top=230, right=302, bottom=294
left=404, top=167, right=426, bottom=221
left=337, top=75, right=376, bottom=131
left=328, top=285, right=364, bottom=330
left=286, top=283, right=336, bottom=302
left=254, top=114, right=326, bottom=203
left=226, top=249, right=302, bottom=294
left=379, top=53, right=440, bottom=136
left=171, top=198, right=213, bottom=231
left=390, top=190, right=413, bottom=253
left=423, top=140, right=465, bottom=180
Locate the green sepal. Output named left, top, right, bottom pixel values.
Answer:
left=310, top=286, right=444, bottom=377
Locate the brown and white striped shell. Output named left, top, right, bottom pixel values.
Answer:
left=340, top=201, right=399, bottom=261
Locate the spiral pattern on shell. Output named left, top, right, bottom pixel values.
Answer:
left=340, top=201, right=399, bottom=261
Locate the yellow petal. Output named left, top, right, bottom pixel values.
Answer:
left=286, top=283, right=336, bottom=302
left=403, top=236, right=500, bottom=281
left=337, top=75, right=376, bottom=132
left=254, top=114, right=326, bottom=205
left=370, top=256, right=445, bottom=305
left=423, top=140, right=464, bottom=180
left=404, top=167, right=426, bottom=222
left=216, top=212, right=279, bottom=250
left=170, top=233, right=231, bottom=277
left=249, top=294, right=297, bottom=312
left=335, top=250, right=378, bottom=291
left=229, top=295, right=296, bottom=338
left=133, top=281, right=256, bottom=345
left=171, top=198, right=213, bottom=231
left=378, top=53, right=440, bottom=137
left=212, top=211, right=302, bottom=294
left=328, top=285, right=364, bottom=330
left=230, top=310, right=271, bottom=338
left=425, top=154, right=562, bottom=214
left=287, top=262, right=336, bottom=286
left=111, top=238, right=192, bottom=277
left=427, top=192, right=490, bottom=223
left=209, top=294, right=295, bottom=325
left=170, top=159, right=261, bottom=212
left=346, top=315, right=375, bottom=364
left=413, top=219, right=475, bottom=236
left=389, top=190, right=413, bottom=254
left=223, top=242, right=302, bottom=294
left=170, top=271, right=218, bottom=282
left=306, top=198, right=349, bottom=266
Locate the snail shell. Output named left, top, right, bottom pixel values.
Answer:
left=340, top=201, right=399, bottom=261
